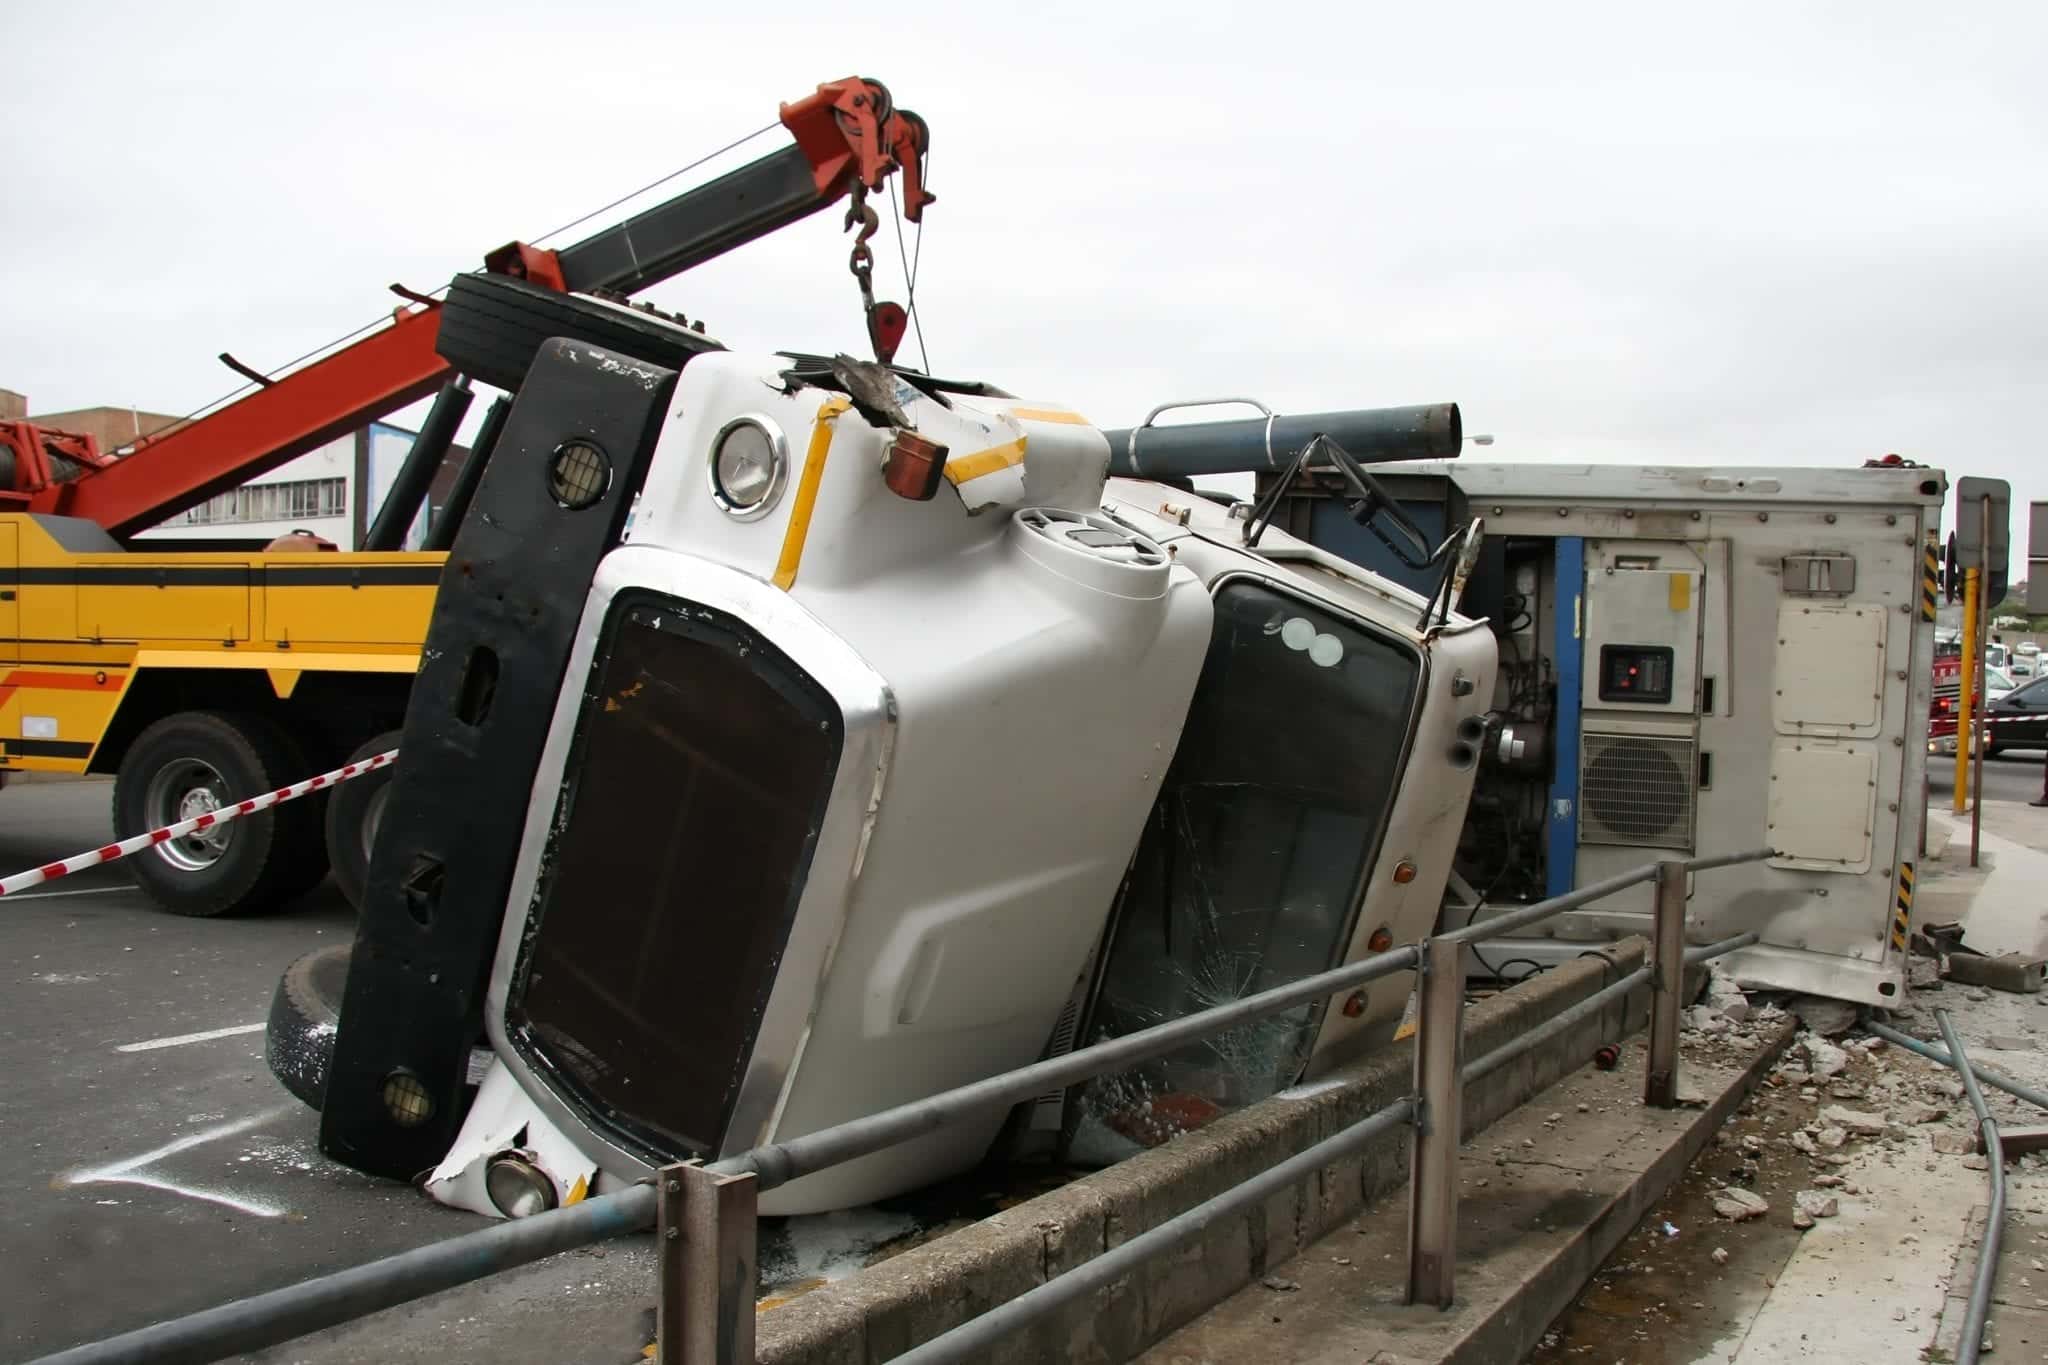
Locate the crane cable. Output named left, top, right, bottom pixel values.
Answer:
left=120, top=121, right=786, bottom=450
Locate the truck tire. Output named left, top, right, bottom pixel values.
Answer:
left=326, top=729, right=400, bottom=914
left=113, top=711, right=327, bottom=917
left=266, top=943, right=349, bottom=1111
left=435, top=272, right=724, bottom=394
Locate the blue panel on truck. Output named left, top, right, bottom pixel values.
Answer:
left=1547, top=537, right=1585, bottom=897
left=1306, top=497, right=1455, bottom=598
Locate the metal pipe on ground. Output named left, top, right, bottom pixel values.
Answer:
left=27, top=1184, right=657, bottom=1365
left=720, top=942, right=1421, bottom=1191
left=887, top=1099, right=1419, bottom=1365
left=1104, top=402, right=1461, bottom=479
left=1684, top=931, right=1761, bottom=965
left=363, top=375, right=471, bottom=550
left=1863, top=1020, right=2048, bottom=1114
left=1938, top=1008, right=2005, bottom=1365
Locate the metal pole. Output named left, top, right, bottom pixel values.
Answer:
left=658, top=1164, right=757, bottom=1365
left=1683, top=930, right=1760, bottom=965
left=1463, top=966, right=1652, bottom=1087
left=1956, top=565, right=1979, bottom=815
left=887, top=1099, right=1416, bottom=1365
left=1645, top=860, right=1687, bottom=1107
left=1973, top=494, right=1991, bottom=867
left=1407, top=937, right=1465, bottom=1308
left=1864, top=1020, right=2048, bottom=1114
left=1937, top=1008, right=2005, bottom=1365
left=423, top=394, right=509, bottom=553
left=721, top=943, right=1421, bottom=1191
left=364, top=375, right=472, bottom=551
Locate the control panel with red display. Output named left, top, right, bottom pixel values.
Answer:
left=1598, top=644, right=1675, bottom=704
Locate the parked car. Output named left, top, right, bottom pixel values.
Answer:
left=1985, top=674, right=2048, bottom=756
left=2014, top=657, right=2035, bottom=679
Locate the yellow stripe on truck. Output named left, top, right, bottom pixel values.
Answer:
left=943, top=437, right=1027, bottom=486
left=773, top=397, right=852, bottom=592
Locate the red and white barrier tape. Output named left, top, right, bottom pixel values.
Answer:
left=0, top=748, right=398, bottom=898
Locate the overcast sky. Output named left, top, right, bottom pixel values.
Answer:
left=4, top=2, right=2043, bottom=566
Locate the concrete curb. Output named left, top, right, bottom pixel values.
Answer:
left=1434, top=1014, right=1796, bottom=1364
left=758, top=939, right=1653, bottom=1365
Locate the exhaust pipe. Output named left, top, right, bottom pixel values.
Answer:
left=1104, top=400, right=1462, bottom=479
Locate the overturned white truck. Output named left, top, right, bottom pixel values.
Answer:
left=272, top=291, right=1939, bottom=1221
left=269, top=305, right=1497, bottom=1217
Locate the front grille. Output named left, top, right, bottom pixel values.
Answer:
left=506, top=593, right=843, bottom=1160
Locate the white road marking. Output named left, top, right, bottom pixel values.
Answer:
left=5, top=883, right=144, bottom=901
left=116, top=1022, right=265, bottom=1053
left=55, top=1107, right=296, bottom=1220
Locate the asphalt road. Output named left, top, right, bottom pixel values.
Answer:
left=1927, top=744, right=2047, bottom=804
left=0, top=780, right=655, bottom=1365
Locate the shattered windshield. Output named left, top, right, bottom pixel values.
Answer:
left=1069, top=579, right=1420, bottom=1160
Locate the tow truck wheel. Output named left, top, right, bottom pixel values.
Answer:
left=325, top=729, right=400, bottom=914
left=435, top=272, right=725, bottom=393
left=267, top=943, right=349, bottom=1110
left=113, top=711, right=326, bottom=917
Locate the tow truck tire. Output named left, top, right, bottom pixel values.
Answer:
left=435, top=273, right=725, bottom=394
left=113, top=711, right=326, bottom=917
left=325, top=729, right=400, bottom=914
left=267, top=943, right=349, bottom=1111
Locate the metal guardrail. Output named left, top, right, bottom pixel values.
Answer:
left=35, top=848, right=1774, bottom=1365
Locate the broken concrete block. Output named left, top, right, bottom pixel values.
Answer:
left=1789, top=996, right=1859, bottom=1038
left=1986, top=1034, right=2033, bottom=1052
left=1813, top=1173, right=1845, bottom=1187
left=1945, top=953, right=2046, bottom=995
left=1713, top=1188, right=1770, bottom=1221
left=1707, top=970, right=1750, bottom=1023
left=1712, top=1247, right=1730, bottom=1266
left=1897, top=1103, right=1945, bottom=1126
left=1793, top=1208, right=1815, bottom=1230
left=1908, top=957, right=1943, bottom=990
left=1795, top=1190, right=1840, bottom=1219
left=1931, top=1129, right=1979, bottom=1155
left=1963, top=1154, right=1991, bottom=1171
left=1803, top=1037, right=1850, bottom=1078
left=1965, top=988, right=1992, bottom=1003
left=1790, top=1130, right=1819, bottom=1156
left=1818, top=1126, right=1848, bottom=1150
left=1685, top=1006, right=1732, bottom=1035
left=1820, top=1106, right=1888, bottom=1137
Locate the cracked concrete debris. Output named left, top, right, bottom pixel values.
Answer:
left=1930, top=1129, right=1978, bottom=1156
left=1817, top=1125, right=1848, bottom=1150
left=1711, top=1246, right=1730, bottom=1266
left=1712, top=1187, right=1770, bottom=1221
left=1794, top=1190, right=1840, bottom=1219
left=1685, top=1006, right=1733, bottom=1036
left=1802, top=1037, right=1851, bottom=1079
left=1819, top=1105, right=1888, bottom=1137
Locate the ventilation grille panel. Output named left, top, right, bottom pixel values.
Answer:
left=1580, top=731, right=1697, bottom=850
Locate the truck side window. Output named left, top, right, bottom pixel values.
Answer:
left=1070, top=580, right=1420, bottom=1159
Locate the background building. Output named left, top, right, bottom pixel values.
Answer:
left=5, top=386, right=464, bottom=550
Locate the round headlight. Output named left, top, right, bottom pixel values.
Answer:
left=485, top=1154, right=559, bottom=1219
left=707, top=416, right=788, bottom=519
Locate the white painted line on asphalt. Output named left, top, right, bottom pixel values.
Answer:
left=116, top=1022, right=265, bottom=1053
left=5, top=883, right=145, bottom=901
left=54, top=1106, right=296, bottom=1219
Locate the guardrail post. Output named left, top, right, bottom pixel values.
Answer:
left=657, top=1162, right=759, bottom=1365
left=1406, top=935, right=1465, bottom=1308
left=1644, top=859, right=1686, bottom=1108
